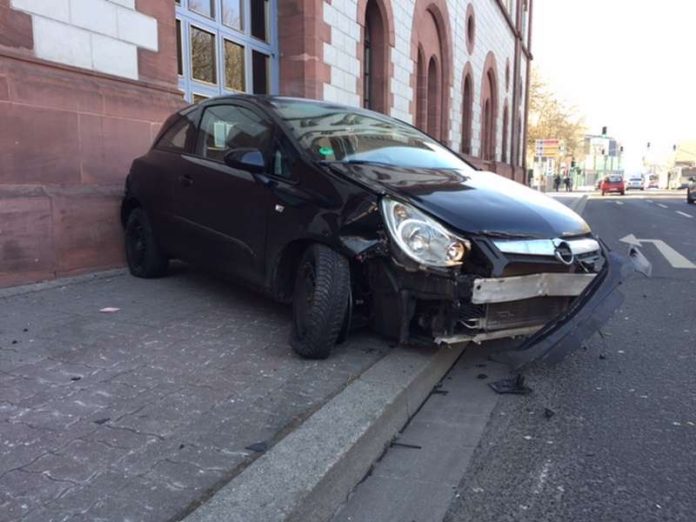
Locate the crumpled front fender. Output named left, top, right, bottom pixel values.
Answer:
left=493, top=245, right=651, bottom=369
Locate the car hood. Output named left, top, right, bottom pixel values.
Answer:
left=327, top=163, right=591, bottom=238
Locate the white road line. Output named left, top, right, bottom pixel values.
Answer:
left=658, top=203, right=669, bottom=209
left=676, top=211, right=694, bottom=218
left=615, top=201, right=624, bottom=205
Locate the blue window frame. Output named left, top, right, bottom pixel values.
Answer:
left=175, top=0, right=279, bottom=102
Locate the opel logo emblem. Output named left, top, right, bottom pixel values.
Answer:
left=553, top=240, right=575, bottom=265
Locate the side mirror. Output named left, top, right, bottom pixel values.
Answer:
left=224, top=148, right=266, bottom=173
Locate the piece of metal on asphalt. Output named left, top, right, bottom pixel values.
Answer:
left=620, top=234, right=696, bottom=269
left=488, top=375, right=532, bottom=395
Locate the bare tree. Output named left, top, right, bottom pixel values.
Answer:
left=527, top=69, right=585, bottom=161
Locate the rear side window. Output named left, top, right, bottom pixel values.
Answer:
left=196, top=104, right=273, bottom=162
left=156, top=116, right=196, bottom=152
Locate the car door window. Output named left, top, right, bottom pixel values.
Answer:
left=196, top=104, right=272, bottom=163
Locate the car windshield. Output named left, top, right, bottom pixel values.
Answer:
left=269, top=99, right=474, bottom=171
left=607, top=176, right=623, bottom=182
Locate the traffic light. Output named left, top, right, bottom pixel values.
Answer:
left=601, top=126, right=607, bottom=136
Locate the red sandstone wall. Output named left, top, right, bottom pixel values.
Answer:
left=0, top=0, right=184, bottom=287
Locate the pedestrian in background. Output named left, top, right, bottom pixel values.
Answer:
left=554, top=174, right=561, bottom=192
left=563, top=175, right=572, bottom=192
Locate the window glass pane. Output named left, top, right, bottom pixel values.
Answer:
left=189, top=0, right=214, bottom=19
left=224, top=40, right=245, bottom=91
left=176, top=19, right=183, bottom=76
left=191, top=27, right=217, bottom=84
left=196, top=105, right=272, bottom=162
left=222, top=0, right=243, bottom=30
left=252, top=51, right=269, bottom=94
left=251, top=0, right=269, bottom=42
left=270, top=99, right=476, bottom=171
left=157, top=117, right=193, bottom=152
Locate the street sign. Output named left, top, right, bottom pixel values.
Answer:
left=535, top=139, right=565, bottom=158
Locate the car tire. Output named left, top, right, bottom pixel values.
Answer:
left=290, top=244, right=350, bottom=359
left=601, top=191, right=605, bottom=196
left=688, top=191, right=694, bottom=204
left=621, top=191, right=625, bottom=196
left=125, top=208, right=169, bottom=278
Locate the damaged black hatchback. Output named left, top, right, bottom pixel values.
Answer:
left=122, top=96, right=637, bottom=363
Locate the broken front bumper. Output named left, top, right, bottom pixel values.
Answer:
left=491, top=248, right=642, bottom=369
left=368, top=242, right=649, bottom=368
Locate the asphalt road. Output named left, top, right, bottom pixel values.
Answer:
left=445, top=193, right=696, bottom=522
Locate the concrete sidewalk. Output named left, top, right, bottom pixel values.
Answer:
left=0, top=267, right=393, bottom=521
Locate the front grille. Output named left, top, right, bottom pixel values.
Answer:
left=485, top=296, right=570, bottom=330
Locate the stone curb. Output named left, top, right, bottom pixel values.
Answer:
left=183, top=343, right=467, bottom=522
left=0, top=269, right=128, bottom=299
left=567, top=194, right=589, bottom=215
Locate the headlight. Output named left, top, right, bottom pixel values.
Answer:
left=381, top=197, right=471, bottom=267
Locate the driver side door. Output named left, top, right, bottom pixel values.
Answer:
left=175, top=103, right=274, bottom=285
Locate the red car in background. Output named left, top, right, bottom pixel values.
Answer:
left=600, top=175, right=625, bottom=196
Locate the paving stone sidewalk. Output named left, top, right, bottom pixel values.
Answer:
left=0, top=267, right=389, bottom=521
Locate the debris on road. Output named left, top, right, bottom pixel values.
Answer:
left=390, top=440, right=422, bottom=450
left=544, top=408, right=555, bottom=420
left=245, top=441, right=268, bottom=453
left=477, top=373, right=488, bottom=380
left=489, top=375, right=532, bottom=395
left=99, top=307, right=121, bottom=313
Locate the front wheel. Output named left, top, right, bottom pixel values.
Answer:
left=290, top=244, right=350, bottom=359
left=125, top=208, right=169, bottom=278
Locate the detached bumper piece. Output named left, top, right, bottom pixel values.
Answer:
left=492, top=249, right=638, bottom=369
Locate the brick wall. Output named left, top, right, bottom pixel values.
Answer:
left=0, top=0, right=183, bottom=287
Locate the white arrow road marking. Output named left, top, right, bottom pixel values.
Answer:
left=658, top=203, right=669, bottom=209
left=620, top=234, right=696, bottom=269
left=676, top=211, right=693, bottom=219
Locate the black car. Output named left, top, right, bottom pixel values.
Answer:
left=687, top=177, right=696, bottom=204
left=121, top=96, right=644, bottom=365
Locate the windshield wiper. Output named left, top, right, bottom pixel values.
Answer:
left=317, top=159, right=395, bottom=167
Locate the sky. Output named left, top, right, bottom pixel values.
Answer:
left=532, top=0, right=696, bottom=171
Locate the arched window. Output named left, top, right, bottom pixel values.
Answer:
left=361, top=0, right=390, bottom=113
left=427, top=57, right=441, bottom=139
left=411, top=1, right=451, bottom=143
left=480, top=56, right=498, bottom=160
left=416, top=46, right=427, bottom=130
left=502, top=104, right=509, bottom=163
left=461, top=67, right=473, bottom=154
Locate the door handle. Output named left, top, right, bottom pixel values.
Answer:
left=178, top=175, right=193, bottom=187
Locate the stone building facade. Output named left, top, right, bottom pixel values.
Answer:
left=0, top=0, right=533, bottom=286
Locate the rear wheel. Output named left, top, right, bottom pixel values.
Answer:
left=290, top=244, right=350, bottom=359
left=688, top=190, right=694, bottom=204
left=125, top=208, right=169, bottom=278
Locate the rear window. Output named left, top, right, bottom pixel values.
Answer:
left=607, top=176, right=623, bottom=183
left=155, top=110, right=198, bottom=153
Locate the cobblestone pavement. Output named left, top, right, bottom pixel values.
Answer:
left=0, top=267, right=389, bottom=521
